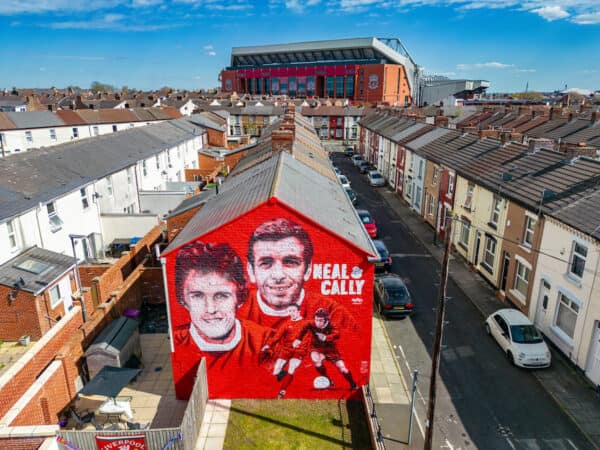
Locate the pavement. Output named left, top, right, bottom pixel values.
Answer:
left=377, top=186, right=600, bottom=449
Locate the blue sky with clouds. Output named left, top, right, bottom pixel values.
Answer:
left=0, top=0, right=599, bottom=93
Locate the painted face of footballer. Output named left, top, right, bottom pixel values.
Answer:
left=183, top=270, right=237, bottom=343
left=249, top=237, right=311, bottom=311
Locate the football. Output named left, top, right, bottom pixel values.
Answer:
left=313, top=376, right=331, bottom=389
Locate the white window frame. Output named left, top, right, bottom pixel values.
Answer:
left=448, top=173, right=454, bottom=196
left=460, top=221, right=470, bottom=247
left=127, top=167, right=133, bottom=186
left=25, top=130, right=33, bottom=143
left=417, top=160, right=424, bottom=179
left=568, top=241, right=587, bottom=280
left=513, top=260, right=530, bottom=298
left=155, top=155, right=160, bottom=170
left=80, top=187, right=89, bottom=210
left=464, top=183, right=474, bottom=210
left=7, top=220, right=18, bottom=251
left=483, top=236, right=496, bottom=270
left=142, top=160, right=148, bottom=177
left=523, top=215, right=536, bottom=247
left=427, top=194, right=435, bottom=216
left=106, top=176, right=113, bottom=197
left=92, top=126, right=99, bottom=136
left=47, top=201, right=63, bottom=232
left=72, top=127, right=79, bottom=138
left=49, top=284, right=62, bottom=308
left=553, top=292, right=580, bottom=342
left=49, top=128, right=57, bottom=142
left=490, top=196, right=501, bottom=226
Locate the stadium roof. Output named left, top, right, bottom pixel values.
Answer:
left=230, top=37, right=419, bottom=96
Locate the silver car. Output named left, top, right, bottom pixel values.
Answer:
left=368, top=170, right=385, bottom=187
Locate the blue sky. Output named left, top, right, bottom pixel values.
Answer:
left=0, top=0, right=599, bottom=93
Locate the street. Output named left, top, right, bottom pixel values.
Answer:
left=332, top=152, right=594, bottom=450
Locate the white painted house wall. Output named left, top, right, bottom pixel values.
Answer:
left=529, top=218, right=600, bottom=386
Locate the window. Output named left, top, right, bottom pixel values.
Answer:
left=25, top=131, right=33, bottom=143
left=427, top=194, right=435, bottom=216
left=555, top=292, right=579, bottom=340
left=49, top=128, right=57, bottom=142
left=127, top=167, right=133, bottom=186
left=432, top=167, right=439, bottom=183
left=464, top=183, right=474, bottom=210
left=490, top=196, right=501, bottom=226
left=155, top=155, right=160, bottom=170
left=448, top=173, right=454, bottom=195
left=523, top=216, right=537, bottom=247
left=106, top=176, right=113, bottom=197
left=336, top=129, right=343, bottom=138
left=569, top=242, right=587, bottom=279
left=514, top=261, right=530, bottom=297
left=142, top=160, right=148, bottom=177
left=112, top=125, right=118, bottom=132
left=80, top=188, right=89, bottom=209
left=49, top=284, right=62, bottom=308
left=460, top=221, right=470, bottom=248
left=326, top=77, right=334, bottom=97
left=92, top=126, right=99, bottom=136
left=418, top=160, right=424, bottom=179
left=406, top=177, right=413, bottom=198
left=346, top=77, right=355, bottom=97
left=7, top=220, right=18, bottom=250
left=415, top=186, right=422, bottom=208
left=72, top=127, right=79, bottom=138
left=167, top=151, right=172, bottom=167
left=47, top=201, right=63, bottom=232
left=483, top=236, right=496, bottom=270
left=306, top=76, right=315, bottom=96
left=335, top=76, right=344, bottom=97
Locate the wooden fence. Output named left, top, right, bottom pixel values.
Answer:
left=57, top=360, right=208, bottom=450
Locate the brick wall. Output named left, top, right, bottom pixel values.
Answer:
left=206, top=128, right=226, bottom=147
left=0, top=308, right=83, bottom=419
left=0, top=287, right=41, bottom=341
left=167, top=206, right=203, bottom=242
left=0, top=437, right=46, bottom=450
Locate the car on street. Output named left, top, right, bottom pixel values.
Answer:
left=372, top=239, right=392, bottom=272
left=351, top=154, right=364, bottom=166
left=358, top=160, right=372, bottom=174
left=345, top=187, right=357, bottom=205
left=374, top=274, right=413, bottom=318
left=337, top=174, right=351, bottom=189
left=368, top=170, right=386, bottom=187
left=332, top=166, right=342, bottom=176
left=344, top=147, right=354, bottom=157
left=485, top=308, right=551, bottom=368
left=356, top=209, right=377, bottom=238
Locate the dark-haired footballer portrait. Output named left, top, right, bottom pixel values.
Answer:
left=166, top=207, right=373, bottom=400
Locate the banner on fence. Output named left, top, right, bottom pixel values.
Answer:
left=95, top=434, right=147, bottom=450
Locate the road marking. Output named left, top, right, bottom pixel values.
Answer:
left=441, top=439, right=455, bottom=449
left=504, top=437, right=517, bottom=450
left=394, top=342, right=426, bottom=435
left=566, top=439, right=578, bottom=450
left=390, top=253, right=432, bottom=258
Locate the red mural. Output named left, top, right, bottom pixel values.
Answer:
left=165, top=202, right=373, bottom=400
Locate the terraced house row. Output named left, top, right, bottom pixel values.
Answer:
left=359, top=112, right=600, bottom=389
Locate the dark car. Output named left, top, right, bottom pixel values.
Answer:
left=374, top=274, right=414, bottom=318
left=345, top=187, right=358, bottom=205
left=372, top=240, right=392, bottom=272
left=358, top=160, right=371, bottom=174
left=344, top=147, right=354, bottom=157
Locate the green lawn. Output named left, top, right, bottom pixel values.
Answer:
left=223, top=399, right=371, bottom=450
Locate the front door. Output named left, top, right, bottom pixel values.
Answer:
left=500, top=253, right=510, bottom=293
left=473, top=233, right=481, bottom=266
left=585, top=322, right=600, bottom=386
left=535, top=279, right=551, bottom=328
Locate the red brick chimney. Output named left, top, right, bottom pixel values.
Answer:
left=591, top=111, right=599, bottom=124
left=434, top=116, right=449, bottom=127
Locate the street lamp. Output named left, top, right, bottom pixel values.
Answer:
left=69, top=234, right=89, bottom=322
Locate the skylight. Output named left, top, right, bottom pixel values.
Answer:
left=15, top=258, right=51, bottom=275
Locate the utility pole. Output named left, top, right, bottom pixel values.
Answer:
left=424, top=217, right=453, bottom=450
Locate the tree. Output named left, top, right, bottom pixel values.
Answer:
left=90, top=81, right=115, bottom=93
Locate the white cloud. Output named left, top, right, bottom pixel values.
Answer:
left=49, top=13, right=175, bottom=30
left=457, top=61, right=514, bottom=70
left=514, top=68, right=536, bottom=73
left=531, top=5, right=569, bottom=21
left=285, top=0, right=321, bottom=12
left=203, top=44, right=214, bottom=50
left=207, top=51, right=217, bottom=56
left=572, top=10, right=600, bottom=24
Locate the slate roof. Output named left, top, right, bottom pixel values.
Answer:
left=552, top=188, right=600, bottom=241
left=562, top=120, right=600, bottom=145
left=0, top=119, right=205, bottom=222
left=0, top=246, right=74, bottom=295
left=186, top=114, right=226, bottom=132
left=166, top=190, right=216, bottom=218
left=164, top=151, right=376, bottom=257
left=542, top=118, right=591, bottom=140
left=525, top=118, right=568, bottom=138
left=55, top=110, right=86, bottom=125
left=3, top=111, right=65, bottom=129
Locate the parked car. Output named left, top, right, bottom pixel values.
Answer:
left=374, top=274, right=413, bottom=318
left=357, top=209, right=377, bottom=238
left=358, top=160, right=372, bottom=174
left=345, top=187, right=357, bottom=205
left=372, top=240, right=392, bottom=272
left=352, top=154, right=363, bottom=166
left=337, top=174, right=351, bottom=189
left=332, top=166, right=342, bottom=175
left=368, top=170, right=386, bottom=187
left=485, top=309, right=551, bottom=368
left=344, top=147, right=355, bottom=157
